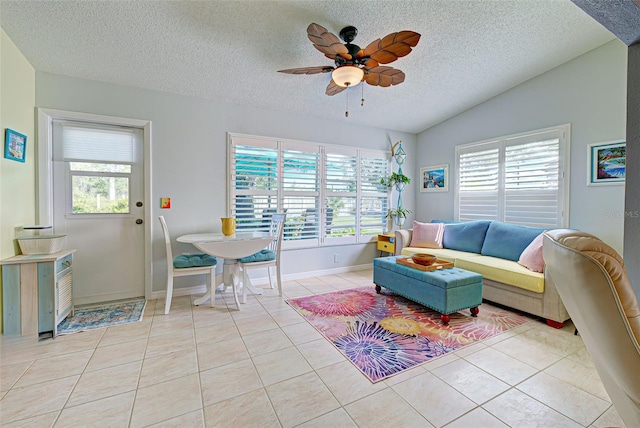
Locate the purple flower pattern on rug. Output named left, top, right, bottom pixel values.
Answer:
left=287, top=286, right=532, bottom=382
left=334, top=320, right=445, bottom=382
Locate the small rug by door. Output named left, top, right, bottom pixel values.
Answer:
left=57, top=299, right=147, bottom=335
left=287, top=287, right=532, bottom=382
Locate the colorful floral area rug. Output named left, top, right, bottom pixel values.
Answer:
left=57, top=299, right=146, bottom=335
left=287, top=286, right=532, bottom=382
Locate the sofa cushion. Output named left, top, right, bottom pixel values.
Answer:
left=410, top=221, right=444, bottom=248
left=441, top=220, right=492, bottom=253
left=518, top=233, right=545, bottom=272
left=481, top=221, right=546, bottom=262
left=173, top=254, right=217, bottom=268
left=455, top=254, right=545, bottom=293
left=401, top=247, right=481, bottom=263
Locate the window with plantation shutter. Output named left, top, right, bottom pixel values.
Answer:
left=230, top=137, right=278, bottom=233
left=325, top=149, right=358, bottom=244
left=282, top=142, right=320, bottom=247
left=360, top=153, right=389, bottom=238
left=457, top=144, right=500, bottom=222
left=229, top=133, right=389, bottom=249
left=455, top=125, right=569, bottom=228
left=504, top=136, right=561, bottom=227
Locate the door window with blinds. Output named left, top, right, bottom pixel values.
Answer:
left=53, top=121, right=141, bottom=215
left=229, top=134, right=389, bottom=249
left=455, top=125, right=570, bottom=228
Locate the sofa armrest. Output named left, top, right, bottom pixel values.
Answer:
left=394, top=229, right=413, bottom=255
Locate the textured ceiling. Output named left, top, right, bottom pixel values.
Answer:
left=571, top=0, right=640, bottom=46
left=0, top=0, right=615, bottom=134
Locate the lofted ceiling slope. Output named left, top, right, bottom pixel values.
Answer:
left=0, top=0, right=616, bottom=134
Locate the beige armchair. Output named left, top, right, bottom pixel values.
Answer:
left=543, top=229, right=640, bottom=427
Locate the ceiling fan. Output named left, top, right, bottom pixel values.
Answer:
left=278, top=23, right=421, bottom=97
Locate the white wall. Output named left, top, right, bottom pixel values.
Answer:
left=35, top=72, right=416, bottom=293
left=1, top=28, right=36, bottom=332
left=1, top=29, right=36, bottom=258
left=415, top=40, right=627, bottom=253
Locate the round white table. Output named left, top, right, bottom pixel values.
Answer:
left=177, top=232, right=273, bottom=307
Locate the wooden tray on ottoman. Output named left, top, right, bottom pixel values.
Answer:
left=396, top=257, right=454, bottom=271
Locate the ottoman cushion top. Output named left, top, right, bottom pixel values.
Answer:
left=373, top=256, right=482, bottom=289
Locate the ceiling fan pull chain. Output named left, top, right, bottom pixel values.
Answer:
left=345, top=83, right=350, bottom=117
left=361, top=83, right=365, bottom=107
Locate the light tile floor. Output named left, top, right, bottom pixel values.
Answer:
left=0, top=269, right=627, bottom=427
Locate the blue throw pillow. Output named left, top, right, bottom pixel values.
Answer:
left=481, top=221, right=546, bottom=261
left=173, top=254, right=217, bottom=268
left=238, top=249, right=276, bottom=263
left=442, top=220, right=492, bottom=253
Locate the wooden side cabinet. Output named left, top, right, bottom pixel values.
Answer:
left=377, top=234, right=395, bottom=255
left=1, top=249, right=76, bottom=339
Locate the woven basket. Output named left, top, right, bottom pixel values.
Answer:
left=18, top=235, right=67, bottom=255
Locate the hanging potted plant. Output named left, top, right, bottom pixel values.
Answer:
left=380, top=172, right=411, bottom=192
left=385, top=206, right=412, bottom=228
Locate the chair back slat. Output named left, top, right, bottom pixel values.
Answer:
left=158, top=216, right=174, bottom=266
left=270, top=214, right=286, bottom=255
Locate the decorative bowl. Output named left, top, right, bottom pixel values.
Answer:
left=411, top=253, right=437, bottom=266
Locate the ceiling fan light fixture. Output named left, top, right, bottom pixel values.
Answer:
left=332, top=65, right=364, bottom=87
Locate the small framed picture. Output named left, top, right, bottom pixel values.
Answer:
left=420, top=164, right=449, bottom=192
left=4, top=128, right=27, bottom=163
left=587, top=141, right=625, bottom=186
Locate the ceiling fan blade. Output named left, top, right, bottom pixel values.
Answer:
left=278, top=66, right=334, bottom=75
left=325, top=80, right=347, bottom=96
left=307, top=23, right=351, bottom=60
left=363, top=31, right=421, bottom=64
left=363, top=58, right=379, bottom=69
left=365, top=66, right=406, bottom=87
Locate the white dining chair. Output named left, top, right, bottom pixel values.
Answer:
left=237, top=213, right=286, bottom=303
left=159, top=216, right=228, bottom=314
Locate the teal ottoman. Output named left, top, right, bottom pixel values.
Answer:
left=373, top=256, right=483, bottom=325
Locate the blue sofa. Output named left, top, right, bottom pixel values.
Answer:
left=394, top=220, right=571, bottom=327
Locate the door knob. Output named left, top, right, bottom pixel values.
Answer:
left=136, top=219, right=143, bottom=225
left=136, top=201, right=143, bottom=207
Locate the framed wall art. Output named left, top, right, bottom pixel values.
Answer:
left=420, top=164, right=448, bottom=192
left=588, top=140, right=625, bottom=186
left=4, top=128, right=27, bottom=163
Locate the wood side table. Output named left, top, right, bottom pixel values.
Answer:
left=1, top=249, right=76, bottom=339
left=377, top=234, right=395, bottom=255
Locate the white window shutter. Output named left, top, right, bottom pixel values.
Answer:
left=504, top=138, right=561, bottom=227
left=228, top=133, right=390, bottom=248
left=455, top=125, right=569, bottom=228
left=457, top=145, right=500, bottom=222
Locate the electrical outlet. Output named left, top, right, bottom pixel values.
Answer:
left=334, top=254, right=340, bottom=263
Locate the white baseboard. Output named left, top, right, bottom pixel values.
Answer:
left=149, top=284, right=208, bottom=301
left=247, top=263, right=372, bottom=285
left=148, top=264, right=372, bottom=299
left=74, top=290, right=146, bottom=306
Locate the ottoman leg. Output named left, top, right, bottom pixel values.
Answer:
left=470, top=307, right=479, bottom=317
left=375, top=285, right=382, bottom=293
left=440, top=314, right=450, bottom=325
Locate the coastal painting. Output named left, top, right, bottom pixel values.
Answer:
left=420, top=164, right=448, bottom=192
left=588, top=141, right=625, bottom=186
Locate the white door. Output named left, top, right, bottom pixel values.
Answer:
left=52, top=120, right=145, bottom=305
